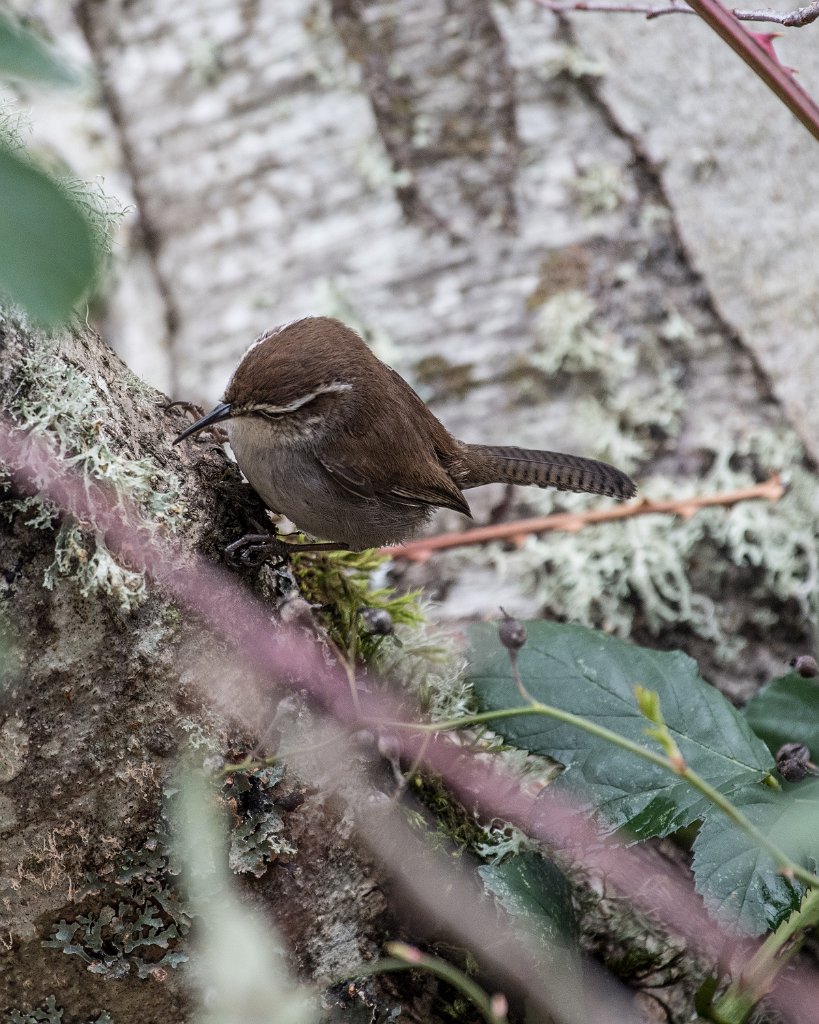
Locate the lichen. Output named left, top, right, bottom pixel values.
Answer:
left=43, top=820, right=192, bottom=980
left=224, top=764, right=296, bottom=877
left=470, top=427, right=817, bottom=662
left=6, top=339, right=186, bottom=610
left=525, top=289, right=683, bottom=471
left=43, top=522, right=147, bottom=613
left=40, top=755, right=303, bottom=979
left=5, top=997, right=113, bottom=1024
left=540, top=44, right=607, bottom=81
left=570, top=162, right=628, bottom=216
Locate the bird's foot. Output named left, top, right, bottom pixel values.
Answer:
left=225, top=531, right=349, bottom=567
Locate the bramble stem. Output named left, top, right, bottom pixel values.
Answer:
left=389, top=701, right=819, bottom=890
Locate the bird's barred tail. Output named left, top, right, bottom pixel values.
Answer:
left=462, top=445, right=636, bottom=500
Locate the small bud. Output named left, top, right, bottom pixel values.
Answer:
left=359, top=607, right=394, bottom=636
left=776, top=741, right=811, bottom=781
left=278, top=592, right=316, bottom=626
left=790, top=655, right=819, bottom=678
left=386, top=941, right=423, bottom=964
left=499, top=609, right=527, bottom=651
left=490, top=993, right=509, bottom=1019
left=377, top=733, right=401, bottom=763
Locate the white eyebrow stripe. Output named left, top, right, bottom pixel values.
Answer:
left=243, top=381, right=352, bottom=415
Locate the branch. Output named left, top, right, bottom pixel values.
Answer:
left=536, top=0, right=819, bottom=142
left=535, top=0, right=819, bottom=25
left=382, top=474, right=784, bottom=562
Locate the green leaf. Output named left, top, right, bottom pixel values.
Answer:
left=692, top=780, right=819, bottom=935
left=479, top=852, right=578, bottom=955
left=0, top=146, right=97, bottom=323
left=744, top=671, right=819, bottom=756
left=468, top=621, right=774, bottom=838
left=0, top=15, right=78, bottom=85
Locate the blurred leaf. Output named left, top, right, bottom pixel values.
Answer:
left=467, top=621, right=773, bottom=838
left=0, top=15, right=78, bottom=86
left=0, top=145, right=97, bottom=323
left=177, top=773, right=318, bottom=1024
left=744, top=671, right=819, bottom=756
left=479, top=852, right=578, bottom=953
left=692, top=780, right=819, bottom=935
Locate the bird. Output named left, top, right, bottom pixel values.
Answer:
left=174, top=316, right=636, bottom=554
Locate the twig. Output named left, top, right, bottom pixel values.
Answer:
left=537, top=0, right=696, bottom=18
left=535, top=0, right=819, bottom=142
left=535, top=0, right=819, bottom=25
left=382, top=474, right=784, bottom=562
left=733, top=1, right=819, bottom=25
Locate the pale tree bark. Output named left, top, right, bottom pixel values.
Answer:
left=3, top=0, right=819, bottom=1019
left=59, top=0, right=806, bottom=661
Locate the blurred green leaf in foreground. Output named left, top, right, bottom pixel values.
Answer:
left=0, top=15, right=98, bottom=324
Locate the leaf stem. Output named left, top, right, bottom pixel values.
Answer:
left=391, top=702, right=819, bottom=889
left=712, top=887, right=819, bottom=1022
left=343, top=944, right=508, bottom=1024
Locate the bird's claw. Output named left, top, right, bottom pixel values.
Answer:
left=224, top=533, right=291, bottom=568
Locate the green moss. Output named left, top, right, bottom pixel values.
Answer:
left=292, top=546, right=425, bottom=661
left=408, top=774, right=488, bottom=853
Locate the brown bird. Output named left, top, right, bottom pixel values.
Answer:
left=175, top=317, right=636, bottom=552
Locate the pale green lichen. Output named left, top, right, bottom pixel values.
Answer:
left=570, top=162, right=628, bottom=217
left=471, top=427, right=816, bottom=662
left=540, top=44, right=607, bottom=81
left=6, top=340, right=186, bottom=611
left=373, top=614, right=469, bottom=720
left=59, top=176, right=128, bottom=261
left=5, top=998, right=113, bottom=1024
left=0, top=97, right=29, bottom=152
left=43, top=820, right=192, bottom=980
left=224, top=764, right=296, bottom=877
left=43, top=522, right=147, bottom=613
left=490, top=285, right=817, bottom=663
left=42, top=759, right=301, bottom=980
left=473, top=823, right=537, bottom=864
left=528, top=289, right=684, bottom=471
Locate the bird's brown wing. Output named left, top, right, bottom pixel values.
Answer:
left=319, top=453, right=471, bottom=517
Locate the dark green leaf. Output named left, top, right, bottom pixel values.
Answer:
left=692, top=780, right=819, bottom=935
left=744, top=671, right=819, bottom=757
left=468, top=621, right=773, bottom=838
left=479, top=851, right=578, bottom=954
left=0, top=15, right=78, bottom=85
left=0, top=146, right=97, bottom=323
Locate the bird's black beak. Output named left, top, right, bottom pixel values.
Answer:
left=173, top=402, right=233, bottom=444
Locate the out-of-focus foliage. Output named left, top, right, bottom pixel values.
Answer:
left=0, top=16, right=97, bottom=324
